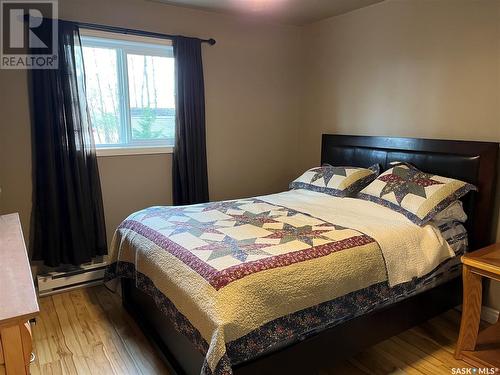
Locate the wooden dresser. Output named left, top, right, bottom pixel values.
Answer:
left=0, top=213, right=39, bottom=374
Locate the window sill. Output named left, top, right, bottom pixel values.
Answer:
left=96, top=146, right=174, bottom=157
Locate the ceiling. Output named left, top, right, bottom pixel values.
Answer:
left=151, top=0, right=384, bottom=25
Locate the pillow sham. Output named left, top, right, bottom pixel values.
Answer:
left=289, top=164, right=380, bottom=197
left=431, top=200, right=468, bottom=224
left=357, top=163, right=477, bottom=225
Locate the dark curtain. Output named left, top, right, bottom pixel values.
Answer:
left=30, top=21, right=107, bottom=267
left=172, top=36, right=209, bottom=205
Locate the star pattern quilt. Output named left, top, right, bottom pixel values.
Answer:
left=289, top=164, right=379, bottom=197
left=358, top=162, right=477, bottom=225
left=106, top=189, right=454, bottom=374
left=118, top=198, right=373, bottom=290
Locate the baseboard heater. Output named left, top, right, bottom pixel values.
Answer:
left=37, top=260, right=108, bottom=297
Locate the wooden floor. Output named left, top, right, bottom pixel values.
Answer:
left=29, top=286, right=169, bottom=375
left=22, top=286, right=475, bottom=375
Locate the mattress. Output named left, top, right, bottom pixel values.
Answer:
left=105, top=189, right=459, bottom=375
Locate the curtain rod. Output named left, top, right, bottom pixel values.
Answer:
left=73, top=20, right=216, bottom=45
left=25, top=16, right=216, bottom=45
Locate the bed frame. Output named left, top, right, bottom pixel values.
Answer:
left=122, top=135, right=498, bottom=375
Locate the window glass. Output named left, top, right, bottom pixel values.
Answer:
left=81, top=32, right=175, bottom=148
left=82, top=46, right=121, bottom=145
left=127, top=54, right=175, bottom=143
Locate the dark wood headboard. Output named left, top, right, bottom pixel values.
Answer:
left=321, top=134, right=498, bottom=250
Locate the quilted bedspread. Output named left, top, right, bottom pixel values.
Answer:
left=106, top=189, right=454, bottom=374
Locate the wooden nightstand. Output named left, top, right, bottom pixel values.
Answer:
left=455, top=243, right=500, bottom=368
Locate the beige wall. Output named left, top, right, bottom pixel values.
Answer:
left=300, top=0, right=500, bottom=309
left=97, top=154, right=173, bottom=245
left=0, top=0, right=302, bottom=245
left=0, top=69, right=32, bottom=240
left=0, top=0, right=499, bottom=309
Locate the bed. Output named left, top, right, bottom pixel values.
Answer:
left=107, top=135, right=498, bottom=375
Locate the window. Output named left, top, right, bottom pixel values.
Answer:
left=80, top=30, right=175, bottom=154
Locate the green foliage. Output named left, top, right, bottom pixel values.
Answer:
left=95, top=112, right=119, bottom=143
left=133, top=107, right=162, bottom=139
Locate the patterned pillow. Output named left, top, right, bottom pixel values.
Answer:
left=357, top=163, right=477, bottom=225
left=289, top=164, right=380, bottom=197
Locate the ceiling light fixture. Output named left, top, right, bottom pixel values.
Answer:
left=232, top=0, right=287, bottom=13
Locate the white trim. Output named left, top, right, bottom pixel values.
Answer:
left=38, top=268, right=105, bottom=293
left=37, top=259, right=109, bottom=297
left=38, top=280, right=104, bottom=297
left=455, top=305, right=500, bottom=325
left=81, top=30, right=176, bottom=152
left=96, top=146, right=174, bottom=157
left=480, top=305, right=500, bottom=324
left=79, top=28, right=173, bottom=47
